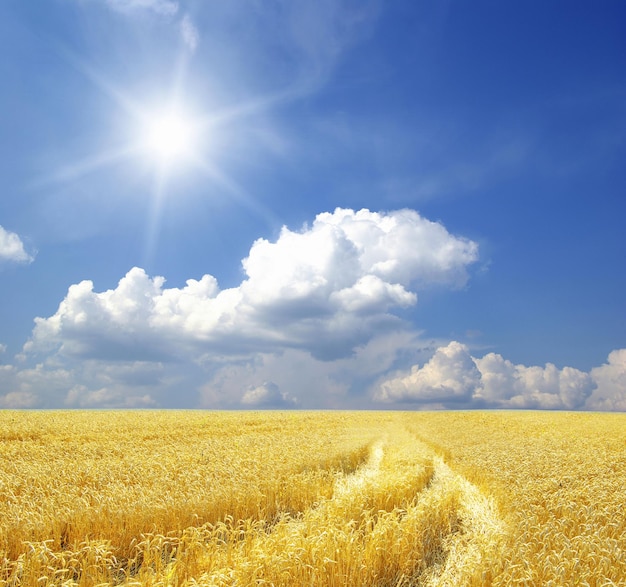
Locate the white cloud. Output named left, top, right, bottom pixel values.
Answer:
left=0, top=363, right=73, bottom=409
left=0, top=358, right=167, bottom=409
left=282, top=0, right=381, bottom=91
left=101, top=1, right=199, bottom=52
left=16, top=208, right=477, bottom=408
left=105, top=0, right=179, bottom=16
left=180, top=14, right=199, bottom=52
left=0, top=391, right=37, bottom=409
left=376, top=341, right=596, bottom=409
left=69, top=361, right=167, bottom=403
left=200, top=331, right=430, bottom=410
left=65, top=385, right=157, bottom=408
left=241, top=381, right=297, bottom=408
left=25, top=208, right=477, bottom=363
left=0, top=225, right=34, bottom=264
left=473, top=353, right=594, bottom=409
left=586, top=349, right=626, bottom=410
left=376, top=341, right=481, bottom=404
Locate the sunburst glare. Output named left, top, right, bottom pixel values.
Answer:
left=141, top=107, right=197, bottom=167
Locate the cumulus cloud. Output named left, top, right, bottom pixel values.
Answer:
left=586, top=349, right=626, bottom=410
left=376, top=341, right=482, bottom=404
left=0, top=359, right=166, bottom=409
left=25, top=208, right=478, bottom=364
left=61, top=360, right=165, bottom=408
left=376, top=341, right=597, bottom=409
left=473, top=353, right=594, bottom=409
left=240, top=381, right=298, bottom=408
left=15, top=208, right=477, bottom=408
left=0, top=363, right=74, bottom=409
left=0, top=225, right=34, bottom=264
left=0, top=391, right=38, bottom=409
left=199, top=331, right=430, bottom=410
left=65, top=385, right=156, bottom=408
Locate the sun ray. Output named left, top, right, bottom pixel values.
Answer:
left=193, top=85, right=304, bottom=135
left=27, top=144, right=142, bottom=189
left=142, top=170, right=169, bottom=270
left=42, top=46, right=296, bottom=263
left=189, top=156, right=280, bottom=228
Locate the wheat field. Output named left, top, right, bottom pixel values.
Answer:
left=0, top=410, right=624, bottom=586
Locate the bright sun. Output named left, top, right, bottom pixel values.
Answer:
left=142, top=108, right=197, bottom=167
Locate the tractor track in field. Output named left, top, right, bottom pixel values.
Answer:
left=196, top=431, right=507, bottom=586
left=333, top=438, right=386, bottom=499
left=418, top=455, right=506, bottom=586
left=333, top=434, right=507, bottom=586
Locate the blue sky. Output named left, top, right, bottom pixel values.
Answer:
left=1, top=0, right=625, bottom=409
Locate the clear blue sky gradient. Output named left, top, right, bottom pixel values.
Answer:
left=1, top=1, right=624, bottom=408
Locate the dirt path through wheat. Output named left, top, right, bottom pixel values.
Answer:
left=333, top=438, right=386, bottom=499
left=419, top=454, right=507, bottom=586
left=194, top=429, right=506, bottom=586
left=331, top=432, right=506, bottom=585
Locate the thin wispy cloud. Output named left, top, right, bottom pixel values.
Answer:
left=105, top=0, right=179, bottom=17
left=180, top=14, right=199, bottom=53
left=102, top=0, right=199, bottom=53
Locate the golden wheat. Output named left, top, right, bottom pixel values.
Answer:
left=403, top=410, right=626, bottom=585
left=0, top=410, right=624, bottom=586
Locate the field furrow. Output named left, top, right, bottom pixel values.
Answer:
left=417, top=457, right=506, bottom=587
left=184, top=430, right=505, bottom=586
